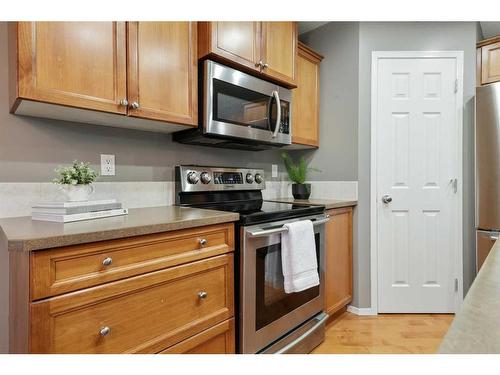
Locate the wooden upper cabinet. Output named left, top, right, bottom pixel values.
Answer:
left=12, top=22, right=127, bottom=114
left=199, top=22, right=261, bottom=73
left=261, top=22, right=297, bottom=86
left=198, top=21, right=297, bottom=88
left=481, top=41, right=500, bottom=85
left=127, top=22, right=198, bottom=126
left=292, top=42, right=323, bottom=147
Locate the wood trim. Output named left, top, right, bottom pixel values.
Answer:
left=298, top=41, right=324, bottom=63
left=477, top=47, right=482, bottom=86
left=8, top=22, right=20, bottom=112
left=326, top=295, right=352, bottom=316
left=31, top=222, right=234, bottom=300
left=9, top=251, right=30, bottom=353
left=325, top=306, right=347, bottom=326
left=477, top=35, right=500, bottom=48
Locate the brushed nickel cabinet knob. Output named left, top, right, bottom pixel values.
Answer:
left=102, top=257, right=113, bottom=266
left=99, top=326, right=111, bottom=337
left=198, top=291, right=208, bottom=299
left=199, top=238, right=207, bottom=247
left=119, top=99, right=128, bottom=106
left=130, top=102, right=140, bottom=109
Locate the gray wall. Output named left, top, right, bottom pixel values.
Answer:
left=301, top=21, right=478, bottom=308
left=299, top=22, right=359, bottom=181
left=300, top=22, right=362, bottom=305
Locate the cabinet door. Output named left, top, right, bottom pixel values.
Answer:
left=16, top=22, right=127, bottom=114
left=127, top=22, right=198, bottom=126
left=159, top=319, right=235, bottom=354
left=261, top=22, right=297, bottom=86
left=481, top=41, right=500, bottom=84
left=325, top=207, right=353, bottom=316
left=292, top=43, right=323, bottom=147
left=199, top=22, right=261, bottom=72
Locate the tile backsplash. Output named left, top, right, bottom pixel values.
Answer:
left=0, top=180, right=358, bottom=218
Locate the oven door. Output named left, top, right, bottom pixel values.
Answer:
left=240, top=214, right=327, bottom=354
left=204, top=60, right=291, bottom=146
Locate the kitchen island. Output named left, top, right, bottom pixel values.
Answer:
left=439, top=239, right=500, bottom=353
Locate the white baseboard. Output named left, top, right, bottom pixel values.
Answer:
left=347, top=305, right=377, bottom=316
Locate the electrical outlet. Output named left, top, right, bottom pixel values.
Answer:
left=272, top=164, right=278, bottom=178
left=101, top=154, right=115, bottom=176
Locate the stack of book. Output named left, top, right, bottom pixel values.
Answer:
left=32, top=199, right=128, bottom=223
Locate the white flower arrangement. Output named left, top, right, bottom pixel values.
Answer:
left=53, top=160, right=98, bottom=185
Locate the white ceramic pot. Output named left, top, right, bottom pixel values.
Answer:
left=60, top=184, right=94, bottom=202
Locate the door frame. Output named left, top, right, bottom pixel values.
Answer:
left=370, top=51, right=464, bottom=314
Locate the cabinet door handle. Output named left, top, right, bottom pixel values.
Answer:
left=99, top=326, right=111, bottom=337
left=119, top=99, right=128, bottom=107
left=198, top=291, right=208, bottom=299
left=130, top=102, right=140, bottom=109
left=102, top=257, right=113, bottom=266
left=263, top=62, right=269, bottom=69
left=199, top=238, right=207, bottom=247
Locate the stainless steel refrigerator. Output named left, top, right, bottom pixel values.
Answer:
left=476, top=82, right=500, bottom=271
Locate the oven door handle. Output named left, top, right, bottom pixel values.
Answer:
left=246, top=216, right=330, bottom=238
left=271, top=90, right=281, bottom=138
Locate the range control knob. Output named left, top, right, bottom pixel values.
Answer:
left=187, top=171, right=199, bottom=184
left=254, top=173, right=263, bottom=184
left=246, top=173, right=254, bottom=184
left=200, top=172, right=212, bottom=184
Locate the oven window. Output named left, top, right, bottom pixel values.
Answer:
left=213, top=79, right=286, bottom=131
left=255, top=233, right=320, bottom=331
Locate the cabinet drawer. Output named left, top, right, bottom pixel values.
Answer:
left=30, top=254, right=234, bottom=354
left=31, top=223, right=234, bottom=300
left=159, top=318, right=235, bottom=354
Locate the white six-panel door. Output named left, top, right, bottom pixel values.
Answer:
left=373, top=53, right=462, bottom=313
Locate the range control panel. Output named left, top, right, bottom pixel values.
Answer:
left=176, top=165, right=265, bottom=192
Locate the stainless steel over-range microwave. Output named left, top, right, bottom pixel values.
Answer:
left=173, top=60, right=292, bottom=150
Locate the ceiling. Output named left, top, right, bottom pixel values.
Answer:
left=480, top=22, right=500, bottom=39
left=298, top=22, right=329, bottom=35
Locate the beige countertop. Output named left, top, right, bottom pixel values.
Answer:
left=0, top=206, right=239, bottom=252
left=439, top=240, right=500, bottom=353
left=268, top=198, right=357, bottom=210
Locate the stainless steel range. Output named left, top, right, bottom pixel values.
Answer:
left=175, top=165, right=329, bottom=354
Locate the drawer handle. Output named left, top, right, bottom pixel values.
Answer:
left=99, top=326, right=111, bottom=337
left=199, top=238, right=208, bottom=247
left=102, top=257, right=113, bottom=266
left=198, top=291, right=208, bottom=299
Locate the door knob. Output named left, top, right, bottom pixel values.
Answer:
left=381, top=195, right=392, bottom=204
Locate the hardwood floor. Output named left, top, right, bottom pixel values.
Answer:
left=312, top=312, right=454, bottom=354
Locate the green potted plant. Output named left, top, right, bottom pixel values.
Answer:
left=53, top=160, right=99, bottom=202
left=281, top=152, right=320, bottom=200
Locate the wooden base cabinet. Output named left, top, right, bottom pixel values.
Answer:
left=10, top=223, right=236, bottom=354
left=198, top=21, right=297, bottom=88
left=324, top=207, right=353, bottom=316
left=9, top=22, right=198, bottom=133
left=291, top=42, right=323, bottom=148
left=477, top=36, right=500, bottom=85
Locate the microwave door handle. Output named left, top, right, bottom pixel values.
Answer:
left=272, top=90, right=281, bottom=138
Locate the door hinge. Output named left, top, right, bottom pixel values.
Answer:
left=454, top=79, right=458, bottom=93
left=454, top=278, right=459, bottom=292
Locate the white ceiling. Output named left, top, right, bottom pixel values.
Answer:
left=298, top=22, right=329, bottom=35
left=480, top=22, right=500, bottom=39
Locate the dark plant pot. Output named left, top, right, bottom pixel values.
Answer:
left=292, top=183, right=311, bottom=200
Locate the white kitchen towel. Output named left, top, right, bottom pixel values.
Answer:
left=281, top=220, right=319, bottom=293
